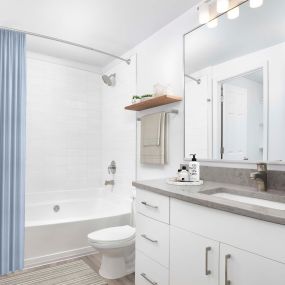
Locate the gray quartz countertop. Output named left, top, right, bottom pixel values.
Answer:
left=132, top=179, right=285, bottom=225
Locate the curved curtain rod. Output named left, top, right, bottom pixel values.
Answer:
left=185, top=74, right=201, bottom=85
left=0, top=25, right=131, bottom=65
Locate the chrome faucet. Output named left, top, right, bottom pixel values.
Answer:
left=104, top=180, right=115, bottom=186
left=250, top=163, right=267, bottom=192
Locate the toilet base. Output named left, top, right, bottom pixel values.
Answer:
left=98, top=244, right=135, bottom=280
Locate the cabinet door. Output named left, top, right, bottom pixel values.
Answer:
left=220, top=244, right=285, bottom=285
left=170, top=226, right=219, bottom=285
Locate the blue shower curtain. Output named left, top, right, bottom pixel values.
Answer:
left=0, top=29, right=26, bottom=275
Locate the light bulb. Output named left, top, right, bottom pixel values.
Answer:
left=198, top=3, right=210, bottom=24
left=217, top=0, right=229, bottom=13
left=227, top=6, right=240, bottom=19
left=207, top=18, right=219, bottom=28
left=250, top=0, right=263, bottom=8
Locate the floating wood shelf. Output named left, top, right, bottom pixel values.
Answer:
left=125, top=95, right=182, bottom=111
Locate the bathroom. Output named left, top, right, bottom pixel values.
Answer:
left=0, top=0, right=285, bottom=284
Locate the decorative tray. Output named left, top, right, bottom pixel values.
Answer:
left=167, top=177, right=204, bottom=186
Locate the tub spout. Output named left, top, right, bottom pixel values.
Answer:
left=104, top=180, right=115, bottom=186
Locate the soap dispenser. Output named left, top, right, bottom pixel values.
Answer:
left=189, top=154, right=200, bottom=182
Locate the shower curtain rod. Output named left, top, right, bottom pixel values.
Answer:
left=185, top=74, right=201, bottom=85
left=0, top=26, right=131, bottom=65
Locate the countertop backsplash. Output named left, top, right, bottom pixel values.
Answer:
left=200, top=166, right=285, bottom=192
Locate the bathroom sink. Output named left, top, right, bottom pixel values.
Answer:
left=201, top=188, right=285, bottom=210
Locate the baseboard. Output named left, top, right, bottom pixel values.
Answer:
left=24, top=246, right=98, bottom=269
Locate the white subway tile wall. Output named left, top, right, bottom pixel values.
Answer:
left=26, top=57, right=102, bottom=193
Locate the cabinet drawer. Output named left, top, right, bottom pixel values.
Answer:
left=136, top=213, right=169, bottom=268
left=136, top=189, right=169, bottom=224
left=136, top=250, right=169, bottom=285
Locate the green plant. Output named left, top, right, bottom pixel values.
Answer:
left=141, top=94, right=153, bottom=98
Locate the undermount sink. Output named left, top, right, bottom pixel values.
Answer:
left=201, top=188, right=285, bottom=210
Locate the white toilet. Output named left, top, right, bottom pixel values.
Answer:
left=88, top=225, right=136, bottom=279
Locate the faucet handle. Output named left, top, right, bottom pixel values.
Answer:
left=257, top=163, right=267, bottom=172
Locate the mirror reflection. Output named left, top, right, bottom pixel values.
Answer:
left=184, top=0, right=285, bottom=162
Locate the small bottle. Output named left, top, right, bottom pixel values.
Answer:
left=189, top=154, right=200, bottom=182
left=178, top=166, right=190, bottom=182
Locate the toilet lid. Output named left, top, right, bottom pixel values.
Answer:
left=88, top=225, right=136, bottom=244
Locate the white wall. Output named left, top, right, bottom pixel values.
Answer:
left=102, top=7, right=200, bottom=182
left=26, top=53, right=102, bottom=193
left=101, top=55, right=137, bottom=196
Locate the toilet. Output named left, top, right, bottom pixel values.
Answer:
left=88, top=225, right=136, bottom=279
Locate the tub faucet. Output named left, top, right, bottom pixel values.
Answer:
left=104, top=180, right=114, bottom=186
left=250, top=163, right=267, bottom=192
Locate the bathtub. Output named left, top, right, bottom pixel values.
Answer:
left=25, top=189, right=131, bottom=267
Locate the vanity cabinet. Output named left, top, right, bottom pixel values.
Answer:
left=135, top=189, right=170, bottom=285
left=170, top=231, right=285, bottom=285
left=135, top=188, right=285, bottom=285
left=170, top=227, right=219, bottom=285
left=219, top=244, right=285, bottom=285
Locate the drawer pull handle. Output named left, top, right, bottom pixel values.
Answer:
left=141, top=201, right=158, bottom=209
left=141, top=234, right=158, bottom=243
left=225, top=254, right=231, bottom=285
left=205, top=246, right=211, bottom=275
left=141, top=273, right=158, bottom=285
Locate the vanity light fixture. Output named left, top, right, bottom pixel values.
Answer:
left=199, top=0, right=263, bottom=30
left=207, top=18, right=219, bottom=28
left=249, top=0, right=263, bottom=8
left=217, top=0, right=229, bottom=13
left=198, top=1, right=210, bottom=24
left=227, top=6, right=240, bottom=19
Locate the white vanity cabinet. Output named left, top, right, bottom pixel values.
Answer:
left=170, top=227, right=285, bottom=285
left=170, top=227, right=219, bottom=285
left=219, top=244, right=285, bottom=285
left=135, top=188, right=285, bottom=285
left=170, top=198, right=285, bottom=285
left=135, top=189, right=170, bottom=285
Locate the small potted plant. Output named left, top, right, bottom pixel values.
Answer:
left=140, top=94, right=153, bottom=101
left=132, top=95, right=141, bottom=104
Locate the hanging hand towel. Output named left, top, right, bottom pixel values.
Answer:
left=140, top=112, right=167, bottom=165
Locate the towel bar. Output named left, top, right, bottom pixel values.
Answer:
left=136, top=109, right=178, bottom=121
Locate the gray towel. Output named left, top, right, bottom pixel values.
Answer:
left=141, top=112, right=167, bottom=165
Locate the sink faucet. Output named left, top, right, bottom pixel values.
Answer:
left=250, top=163, right=267, bottom=192
left=104, top=180, right=114, bottom=186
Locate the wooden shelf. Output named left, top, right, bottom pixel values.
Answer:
left=125, top=95, right=182, bottom=111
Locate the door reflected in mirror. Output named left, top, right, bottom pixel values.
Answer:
left=220, top=70, right=264, bottom=161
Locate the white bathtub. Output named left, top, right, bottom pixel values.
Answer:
left=25, top=189, right=131, bottom=267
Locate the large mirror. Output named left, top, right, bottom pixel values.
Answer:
left=184, top=0, right=285, bottom=163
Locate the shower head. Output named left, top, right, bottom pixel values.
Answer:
left=102, top=73, right=116, bottom=86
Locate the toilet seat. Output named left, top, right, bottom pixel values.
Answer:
left=88, top=225, right=136, bottom=248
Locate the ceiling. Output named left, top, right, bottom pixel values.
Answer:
left=0, top=0, right=199, bottom=67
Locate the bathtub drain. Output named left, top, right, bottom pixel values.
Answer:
left=53, top=205, right=60, bottom=213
